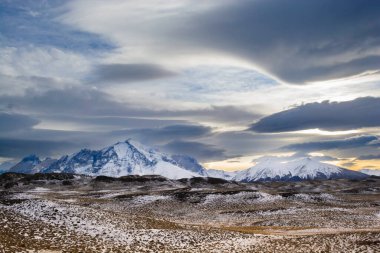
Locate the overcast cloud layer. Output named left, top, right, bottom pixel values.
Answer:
left=1, top=0, right=380, bottom=171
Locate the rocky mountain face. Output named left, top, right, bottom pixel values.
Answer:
left=42, top=140, right=208, bottom=179
left=9, top=154, right=41, bottom=174
left=9, top=155, right=56, bottom=174
left=0, top=161, right=16, bottom=174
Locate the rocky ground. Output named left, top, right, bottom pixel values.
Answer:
left=0, top=173, right=379, bottom=252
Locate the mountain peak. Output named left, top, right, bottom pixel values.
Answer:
left=234, top=156, right=367, bottom=182
left=21, top=154, right=41, bottom=163
left=10, top=154, right=42, bottom=174
left=43, top=139, right=207, bottom=179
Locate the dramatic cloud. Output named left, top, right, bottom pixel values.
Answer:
left=357, top=154, right=380, bottom=160
left=111, top=124, right=213, bottom=143
left=0, top=138, right=76, bottom=158
left=162, top=140, right=227, bottom=162
left=92, top=64, right=176, bottom=84
left=0, top=87, right=128, bottom=116
left=250, top=97, right=380, bottom=132
left=252, top=153, right=340, bottom=164
left=62, top=0, right=380, bottom=84
left=0, top=0, right=112, bottom=51
left=0, top=88, right=258, bottom=126
left=0, top=113, right=39, bottom=132
left=159, top=106, right=260, bottom=125
left=283, top=136, right=378, bottom=152
left=2, top=0, right=380, bottom=169
left=342, top=162, right=356, bottom=167
left=176, top=0, right=380, bottom=83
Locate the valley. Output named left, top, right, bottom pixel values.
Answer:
left=1, top=173, right=379, bottom=252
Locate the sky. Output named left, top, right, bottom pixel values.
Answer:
left=1, top=0, right=380, bottom=172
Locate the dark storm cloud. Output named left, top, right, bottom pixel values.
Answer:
left=165, top=105, right=260, bottom=124
left=0, top=88, right=258, bottom=125
left=357, top=154, right=380, bottom=160
left=180, top=0, right=380, bottom=83
left=282, top=135, right=378, bottom=152
left=43, top=115, right=186, bottom=129
left=0, top=112, right=39, bottom=132
left=0, top=124, right=215, bottom=160
left=210, top=130, right=305, bottom=157
left=0, top=87, right=262, bottom=159
left=0, top=138, right=76, bottom=158
left=0, top=126, right=114, bottom=159
left=162, top=140, right=227, bottom=162
left=92, top=64, right=176, bottom=83
left=250, top=97, right=380, bottom=133
left=0, top=87, right=129, bottom=116
left=111, top=124, right=212, bottom=143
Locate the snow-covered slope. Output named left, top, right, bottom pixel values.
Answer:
left=206, top=169, right=237, bottom=180
left=9, top=155, right=56, bottom=174
left=171, top=155, right=208, bottom=176
left=9, top=142, right=370, bottom=182
left=33, top=158, right=57, bottom=173
left=234, top=157, right=368, bottom=182
left=9, top=154, right=41, bottom=173
left=0, top=161, right=16, bottom=173
left=360, top=169, right=380, bottom=176
left=43, top=140, right=208, bottom=179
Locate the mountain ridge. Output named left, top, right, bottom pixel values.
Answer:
left=41, top=140, right=206, bottom=180
left=234, top=157, right=367, bottom=182
left=5, top=140, right=369, bottom=181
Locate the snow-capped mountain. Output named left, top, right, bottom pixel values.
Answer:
left=33, top=158, right=57, bottom=173
left=9, top=155, right=56, bottom=174
left=360, top=169, right=380, bottom=176
left=8, top=142, right=370, bottom=182
left=0, top=161, right=16, bottom=174
left=171, top=155, right=208, bottom=176
left=206, top=169, right=237, bottom=180
left=9, top=154, right=40, bottom=174
left=234, top=157, right=368, bottom=182
left=43, top=140, right=208, bottom=179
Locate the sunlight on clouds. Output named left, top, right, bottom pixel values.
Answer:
left=306, top=70, right=380, bottom=86
left=294, top=129, right=361, bottom=136
left=0, top=46, right=94, bottom=96
left=331, top=157, right=380, bottom=171
left=0, top=46, right=91, bottom=80
left=203, top=157, right=255, bottom=172
left=203, top=152, right=295, bottom=171
left=33, top=121, right=93, bottom=132
left=1, top=0, right=380, bottom=167
left=350, top=159, right=380, bottom=171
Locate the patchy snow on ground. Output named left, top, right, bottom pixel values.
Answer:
left=131, top=195, right=170, bottom=205
left=290, top=193, right=338, bottom=202
left=27, top=187, right=51, bottom=193
left=203, top=191, right=282, bottom=205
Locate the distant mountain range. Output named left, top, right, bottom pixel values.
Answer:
left=0, top=160, right=16, bottom=174
left=9, top=155, right=56, bottom=174
left=1, top=140, right=371, bottom=181
left=360, top=169, right=380, bottom=176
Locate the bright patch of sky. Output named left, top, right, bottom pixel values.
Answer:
left=0, top=0, right=114, bottom=52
